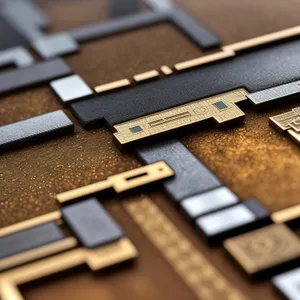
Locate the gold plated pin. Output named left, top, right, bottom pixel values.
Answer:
left=270, top=107, right=300, bottom=146
left=0, top=238, right=137, bottom=300
left=56, top=161, right=174, bottom=204
left=113, top=89, right=248, bottom=147
left=123, top=195, right=249, bottom=300
left=94, top=79, right=131, bottom=93
left=224, top=224, right=300, bottom=276
left=133, top=70, right=159, bottom=82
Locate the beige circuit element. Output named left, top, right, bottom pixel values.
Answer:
left=113, top=89, right=248, bottom=147
left=123, top=195, right=250, bottom=300
left=0, top=238, right=137, bottom=300
left=270, top=107, right=300, bottom=146
left=224, top=224, right=300, bottom=276
left=56, top=161, right=174, bottom=204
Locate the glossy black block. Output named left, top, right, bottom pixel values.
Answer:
left=136, top=139, right=221, bottom=202
left=0, top=110, right=74, bottom=152
left=0, top=222, right=65, bottom=259
left=62, top=198, right=124, bottom=248
left=71, top=39, right=300, bottom=128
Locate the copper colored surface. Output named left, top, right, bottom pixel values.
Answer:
left=1, top=0, right=300, bottom=299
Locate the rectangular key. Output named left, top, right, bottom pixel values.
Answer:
left=0, top=110, right=74, bottom=152
left=136, top=139, right=221, bottom=202
left=0, top=222, right=64, bottom=259
left=62, top=198, right=124, bottom=248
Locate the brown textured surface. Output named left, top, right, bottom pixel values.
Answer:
left=1, top=0, right=300, bottom=299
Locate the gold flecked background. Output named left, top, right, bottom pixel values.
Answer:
left=1, top=0, right=300, bottom=299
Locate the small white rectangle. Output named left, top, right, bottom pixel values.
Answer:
left=273, top=267, right=300, bottom=300
left=181, top=187, right=238, bottom=218
left=51, top=74, right=93, bottom=103
left=196, top=204, right=256, bottom=236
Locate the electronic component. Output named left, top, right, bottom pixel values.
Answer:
left=0, top=110, right=74, bottom=152
left=136, top=139, right=222, bottom=202
left=113, top=89, right=247, bottom=147
left=225, top=224, right=300, bottom=278
left=56, top=161, right=174, bottom=204
left=50, top=75, right=93, bottom=104
left=270, top=107, right=300, bottom=146
left=62, top=198, right=124, bottom=248
left=0, top=46, right=34, bottom=68
left=0, top=58, right=71, bottom=96
left=71, top=39, right=300, bottom=129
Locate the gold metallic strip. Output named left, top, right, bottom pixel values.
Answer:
left=94, top=79, right=131, bottom=93
left=133, top=70, right=159, bottom=82
left=0, top=211, right=61, bottom=238
left=223, top=25, right=300, bottom=53
left=57, top=161, right=174, bottom=204
left=108, top=161, right=174, bottom=193
left=175, top=25, right=300, bottom=72
left=57, top=180, right=112, bottom=204
left=0, top=237, right=78, bottom=272
left=0, top=238, right=137, bottom=300
left=160, top=65, right=173, bottom=75
left=123, top=195, right=249, bottom=300
left=113, top=89, right=248, bottom=146
left=271, top=204, right=300, bottom=224
left=174, top=49, right=235, bottom=71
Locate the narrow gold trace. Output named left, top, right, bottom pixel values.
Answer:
left=133, top=70, right=159, bottom=82
left=94, top=79, right=131, bottom=93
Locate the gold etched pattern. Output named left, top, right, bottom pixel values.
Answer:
left=0, top=238, right=137, bottom=300
left=56, top=161, right=174, bottom=204
left=114, top=89, right=248, bottom=146
left=123, top=195, right=249, bottom=300
left=224, top=224, right=300, bottom=275
left=270, top=107, right=300, bottom=146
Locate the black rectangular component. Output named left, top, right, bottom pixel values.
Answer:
left=136, top=139, right=221, bottom=202
left=62, top=198, right=124, bottom=248
left=71, top=39, right=300, bottom=128
left=0, top=222, right=64, bottom=259
left=170, top=8, right=220, bottom=49
left=0, top=110, right=74, bottom=152
left=0, top=58, right=71, bottom=95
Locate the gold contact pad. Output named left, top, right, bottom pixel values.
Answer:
left=113, top=89, right=248, bottom=146
left=224, top=224, right=300, bottom=275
